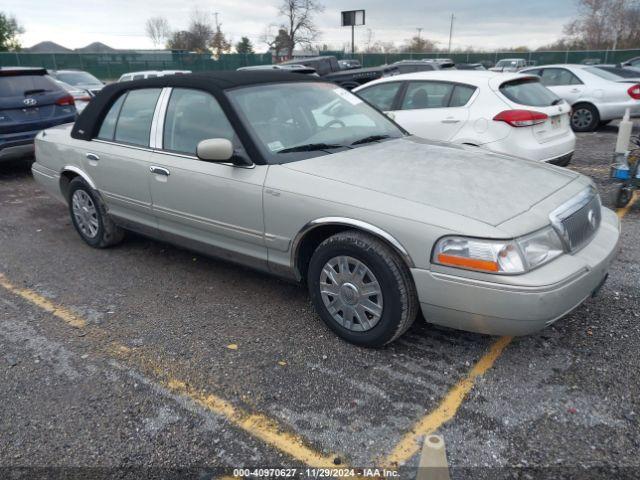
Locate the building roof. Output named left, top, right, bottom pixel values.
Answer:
left=25, top=41, right=72, bottom=53
left=75, top=42, right=118, bottom=53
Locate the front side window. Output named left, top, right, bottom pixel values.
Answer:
left=401, top=82, right=454, bottom=110
left=97, top=94, right=126, bottom=140
left=114, top=88, right=161, bottom=146
left=163, top=88, right=236, bottom=155
left=540, top=68, right=582, bottom=86
left=357, top=82, right=403, bottom=111
left=227, top=82, right=404, bottom=164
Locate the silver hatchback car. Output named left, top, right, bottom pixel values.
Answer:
left=31, top=72, right=620, bottom=347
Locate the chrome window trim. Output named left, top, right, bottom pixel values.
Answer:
left=290, top=217, right=415, bottom=280
left=150, top=87, right=172, bottom=149
left=92, top=138, right=154, bottom=153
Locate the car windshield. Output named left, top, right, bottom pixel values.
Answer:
left=227, top=82, right=405, bottom=164
left=499, top=77, right=561, bottom=107
left=56, top=71, right=101, bottom=86
left=0, top=74, right=58, bottom=97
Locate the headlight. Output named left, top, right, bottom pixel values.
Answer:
left=433, top=226, right=564, bottom=274
left=516, top=226, right=564, bottom=270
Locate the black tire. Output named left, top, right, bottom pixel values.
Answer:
left=67, top=177, right=124, bottom=248
left=571, top=103, right=600, bottom=132
left=307, top=230, right=418, bottom=347
left=615, top=186, right=633, bottom=209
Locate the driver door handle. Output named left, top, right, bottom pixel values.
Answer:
left=150, top=166, right=170, bottom=176
left=441, top=119, right=461, bottom=124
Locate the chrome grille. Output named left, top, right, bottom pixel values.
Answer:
left=550, top=187, right=601, bottom=252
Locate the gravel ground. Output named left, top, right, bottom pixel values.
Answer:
left=0, top=126, right=638, bottom=479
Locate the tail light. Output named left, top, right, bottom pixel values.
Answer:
left=627, top=84, right=640, bottom=100
left=493, top=110, right=548, bottom=127
left=55, top=95, right=75, bottom=106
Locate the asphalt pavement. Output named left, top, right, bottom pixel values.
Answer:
left=0, top=126, right=638, bottom=479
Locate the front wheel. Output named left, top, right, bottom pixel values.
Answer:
left=307, top=230, right=418, bottom=347
left=571, top=104, right=600, bottom=132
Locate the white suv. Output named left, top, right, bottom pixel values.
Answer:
left=354, top=70, right=576, bottom=165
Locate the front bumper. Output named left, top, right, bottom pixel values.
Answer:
left=412, top=207, right=620, bottom=336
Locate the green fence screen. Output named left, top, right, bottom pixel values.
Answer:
left=2, top=49, right=640, bottom=80
left=0, top=52, right=272, bottom=80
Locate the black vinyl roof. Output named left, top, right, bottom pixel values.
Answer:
left=71, top=70, right=324, bottom=146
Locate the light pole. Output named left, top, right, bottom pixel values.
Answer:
left=448, top=13, right=455, bottom=53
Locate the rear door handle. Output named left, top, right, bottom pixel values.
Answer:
left=441, top=119, right=461, bottom=124
left=150, top=166, right=170, bottom=176
left=86, top=153, right=100, bottom=161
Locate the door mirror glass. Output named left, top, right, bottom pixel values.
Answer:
left=196, top=138, right=234, bottom=162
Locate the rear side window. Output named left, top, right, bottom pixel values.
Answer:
left=114, top=88, right=161, bottom=146
left=449, top=85, right=476, bottom=107
left=97, top=94, right=126, bottom=140
left=357, top=82, right=403, bottom=111
left=401, top=82, right=454, bottom=109
left=0, top=74, right=59, bottom=97
left=499, top=78, right=560, bottom=107
left=540, top=68, right=582, bottom=86
left=163, top=88, right=235, bottom=155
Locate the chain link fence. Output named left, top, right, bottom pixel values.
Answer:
left=2, top=49, right=640, bottom=81
left=0, top=52, right=272, bottom=80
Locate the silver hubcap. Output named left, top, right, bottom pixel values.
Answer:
left=572, top=109, right=593, bottom=129
left=71, top=190, right=99, bottom=239
left=319, top=256, right=384, bottom=332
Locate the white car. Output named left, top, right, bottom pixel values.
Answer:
left=490, top=58, right=529, bottom=72
left=520, top=64, right=640, bottom=131
left=118, top=70, right=191, bottom=82
left=354, top=70, right=576, bottom=166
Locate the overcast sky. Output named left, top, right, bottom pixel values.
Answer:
left=7, top=0, right=579, bottom=51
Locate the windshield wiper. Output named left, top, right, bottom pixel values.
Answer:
left=278, top=143, right=345, bottom=153
left=351, top=134, right=391, bottom=146
left=551, top=98, right=563, bottom=106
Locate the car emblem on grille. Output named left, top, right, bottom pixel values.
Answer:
left=23, top=98, right=37, bottom=106
left=587, top=209, right=597, bottom=229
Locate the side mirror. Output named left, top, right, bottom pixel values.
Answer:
left=196, top=138, right=234, bottom=162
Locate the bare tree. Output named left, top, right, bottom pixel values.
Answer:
left=210, top=12, right=231, bottom=57
left=402, top=35, right=438, bottom=53
left=561, top=0, right=640, bottom=50
left=278, top=0, right=324, bottom=57
left=145, top=16, right=170, bottom=48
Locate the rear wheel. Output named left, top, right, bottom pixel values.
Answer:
left=307, top=230, right=418, bottom=347
left=68, top=177, right=124, bottom=248
left=571, top=104, right=600, bottom=132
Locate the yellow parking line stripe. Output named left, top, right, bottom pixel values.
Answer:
left=162, top=376, right=338, bottom=468
left=0, top=273, right=86, bottom=329
left=617, top=191, right=639, bottom=219
left=0, top=273, right=337, bottom=468
left=382, top=336, right=513, bottom=467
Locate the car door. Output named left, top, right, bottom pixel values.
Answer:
left=539, top=68, right=585, bottom=103
left=355, top=81, right=404, bottom=116
left=391, top=81, right=471, bottom=141
left=147, top=87, right=269, bottom=269
left=84, top=88, right=161, bottom=234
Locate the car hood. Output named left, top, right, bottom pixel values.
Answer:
left=281, top=136, right=579, bottom=226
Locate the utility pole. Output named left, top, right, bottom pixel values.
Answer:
left=416, top=27, right=423, bottom=40
left=214, top=11, right=220, bottom=29
left=448, top=13, right=455, bottom=53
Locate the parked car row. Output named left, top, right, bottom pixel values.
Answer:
left=29, top=71, right=620, bottom=346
